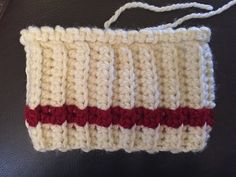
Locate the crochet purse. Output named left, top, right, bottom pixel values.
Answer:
left=20, top=1, right=236, bottom=153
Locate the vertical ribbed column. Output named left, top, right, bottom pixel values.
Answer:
left=40, top=41, right=68, bottom=106
left=159, top=43, right=180, bottom=109
left=140, top=127, right=156, bottom=151
left=118, top=126, right=136, bottom=152
left=153, top=44, right=164, bottom=107
left=108, top=125, right=120, bottom=151
left=113, top=46, right=135, bottom=109
left=68, top=124, right=90, bottom=150
left=26, top=122, right=44, bottom=151
left=51, top=123, right=68, bottom=151
left=40, top=124, right=53, bottom=150
left=202, top=44, right=215, bottom=108
left=88, top=43, right=115, bottom=110
left=66, top=42, right=90, bottom=109
left=182, top=42, right=202, bottom=108
left=132, top=44, right=159, bottom=109
left=176, top=43, right=188, bottom=107
left=95, top=126, right=110, bottom=149
left=25, top=42, right=43, bottom=109
left=198, top=43, right=209, bottom=108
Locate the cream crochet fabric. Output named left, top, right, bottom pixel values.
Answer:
left=20, top=1, right=236, bottom=153
left=20, top=26, right=213, bottom=152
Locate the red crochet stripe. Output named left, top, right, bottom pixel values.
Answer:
left=24, top=105, right=214, bottom=129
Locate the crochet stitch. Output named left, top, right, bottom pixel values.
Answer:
left=20, top=1, right=236, bottom=153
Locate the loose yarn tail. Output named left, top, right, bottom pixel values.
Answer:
left=104, top=0, right=236, bottom=30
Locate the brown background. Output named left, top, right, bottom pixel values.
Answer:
left=0, top=0, right=236, bottom=177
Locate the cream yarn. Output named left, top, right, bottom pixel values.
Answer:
left=20, top=26, right=214, bottom=110
left=20, top=1, right=236, bottom=153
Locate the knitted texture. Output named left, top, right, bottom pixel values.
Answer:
left=20, top=26, right=215, bottom=153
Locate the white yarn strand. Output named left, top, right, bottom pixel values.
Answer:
left=153, top=0, right=236, bottom=30
left=104, top=0, right=236, bottom=30
left=104, top=2, right=213, bottom=29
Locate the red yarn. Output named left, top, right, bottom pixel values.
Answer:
left=24, top=105, right=214, bottom=128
